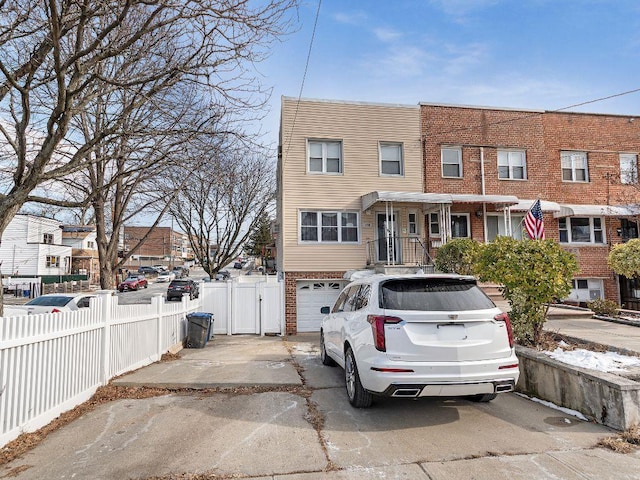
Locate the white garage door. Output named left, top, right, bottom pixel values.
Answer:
left=297, top=281, right=343, bottom=332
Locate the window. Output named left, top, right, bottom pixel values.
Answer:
left=380, top=142, right=403, bottom=175
left=429, top=213, right=440, bottom=237
left=46, top=255, right=60, bottom=268
left=559, top=217, right=605, bottom=243
left=43, top=233, right=54, bottom=244
left=300, top=211, right=359, bottom=243
left=451, top=214, right=470, bottom=238
left=620, top=153, right=638, bottom=185
left=442, top=147, right=462, bottom=178
left=498, top=150, right=526, bottom=180
left=308, top=140, right=342, bottom=174
left=408, top=212, right=418, bottom=235
left=87, top=241, right=95, bottom=249
left=561, top=151, right=589, bottom=182
left=486, top=215, right=525, bottom=241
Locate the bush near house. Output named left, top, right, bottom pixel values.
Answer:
left=609, top=239, right=640, bottom=279
left=434, top=238, right=481, bottom=275
left=475, top=237, right=579, bottom=346
left=587, top=299, right=619, bottom=316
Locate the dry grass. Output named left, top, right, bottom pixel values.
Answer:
left=599, top=425, right=640, bottom=453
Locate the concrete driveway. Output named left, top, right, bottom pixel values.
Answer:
left=2, top=334, right=640, bottom=480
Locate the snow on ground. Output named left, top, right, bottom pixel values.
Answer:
left=544, top=340, right=640, bottom=373
left=515, top=393, right=589, bottom=421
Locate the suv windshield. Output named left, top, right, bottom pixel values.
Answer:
left=379, top=278, right=495, bottom=311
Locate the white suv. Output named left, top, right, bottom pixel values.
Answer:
left=320, top=274, right=519, bottom=407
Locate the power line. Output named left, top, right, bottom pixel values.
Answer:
left=283, top=0, right=322, bottom=166
left=428, top=87, right=640, bottom=137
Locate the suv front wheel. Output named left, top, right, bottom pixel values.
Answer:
left=345, top=347, right=372, bottom=408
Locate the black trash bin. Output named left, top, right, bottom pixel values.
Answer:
left=186, top=312, right=214, bottom=348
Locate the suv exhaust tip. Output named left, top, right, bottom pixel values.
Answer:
left=391, top=388, right=422, bottom=398
left=495, top=381, right=515, bottom=393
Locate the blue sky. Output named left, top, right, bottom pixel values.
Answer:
left=258, top=0, right=640, bottom=145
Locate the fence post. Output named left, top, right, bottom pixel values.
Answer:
left=97, top=290, right=114, bottom=385
left=152, top=293, right=164, bottom=359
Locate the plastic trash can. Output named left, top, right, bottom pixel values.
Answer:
left=185, top=312, right=214, bottom=348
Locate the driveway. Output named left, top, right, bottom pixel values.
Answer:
left=2, top=335, right=640, bottom=479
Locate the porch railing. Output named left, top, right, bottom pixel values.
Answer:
left=366, top=236, right=435, bottom=269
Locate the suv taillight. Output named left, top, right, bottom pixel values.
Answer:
left=495, top=312, right=514, bottom=348
left=367, top=315, right=403, bottom=352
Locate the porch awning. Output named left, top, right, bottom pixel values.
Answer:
left=510, top=199, right=562, bottom=212
left=361, top=191, right=452, bottom=212
left=553, top=204, right=640, bottom=218
left=361, top=191, right=519, bottom=212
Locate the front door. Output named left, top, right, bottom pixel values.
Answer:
left=376, top=213, right=402, bottom=263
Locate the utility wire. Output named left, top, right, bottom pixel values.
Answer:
left=283, top=0, right=322, bottom=166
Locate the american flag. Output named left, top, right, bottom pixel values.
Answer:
left=524, top=199, right=545, bottom=239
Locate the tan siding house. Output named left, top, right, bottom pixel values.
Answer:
left=278, top=97, right=426, bottom=334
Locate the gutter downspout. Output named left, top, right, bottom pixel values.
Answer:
left=480, top=147, right=488, bottom=242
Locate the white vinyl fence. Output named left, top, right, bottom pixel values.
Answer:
left=0, top=291, right=199, bottom=448
left=0, top=278, right=284, bottom=448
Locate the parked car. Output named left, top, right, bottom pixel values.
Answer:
left=233, top=262, right=244, bottom=269
left=118, top=275, right=148, bottom=292
left=153, top=265, right=168, bottom=272
left=215, top=270, right=231, bottom=281
left=171, top=267, right=184, bottom=279
left=319, top=274, right=519, bottom=408
left=156, top=271, right=176, bottom=283
left=138, top=266, right=157, bottom=275
left=18, top=293, right=96, bottom=314
left=166, top=279, right=199, bottom=301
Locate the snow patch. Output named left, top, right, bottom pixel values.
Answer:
left=516, top=393, right=589, bottom=421
left=544, top=347, right=640, bottom=373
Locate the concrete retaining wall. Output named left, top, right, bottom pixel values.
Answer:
left=516, top=346, right=640, bottom=431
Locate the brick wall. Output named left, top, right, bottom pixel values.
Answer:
left=284, top=271, right=345, bottom=335
left=421, top=105, right=640, bottom=304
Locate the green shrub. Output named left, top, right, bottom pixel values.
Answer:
left=587, top=299, right=619, bottom=316
left=434, top=238, right=481, bottom=275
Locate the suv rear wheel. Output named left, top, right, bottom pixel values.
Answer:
left=345, top=347, right=372, bottom=408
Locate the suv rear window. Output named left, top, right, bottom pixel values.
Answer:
left=169, top=280, right=190, bottom=286
left=379, top=278, right=495, bottom=311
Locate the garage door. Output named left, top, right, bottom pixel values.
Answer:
left=297, top=281, right=343, bottom=332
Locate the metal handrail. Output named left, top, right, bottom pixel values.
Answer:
left=366, top=236, right=435, bottom=267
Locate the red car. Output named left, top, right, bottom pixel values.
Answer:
left=118, top=275, right=148, bottom=292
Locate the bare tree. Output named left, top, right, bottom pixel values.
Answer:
left=168, top=141, right=275, bottom=278
left=0, top=0, right=296, bottom=299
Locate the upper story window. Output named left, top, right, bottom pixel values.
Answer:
left=442, top=147, right=462, bottom=178
left=451, top=214, right=470, bottom=238
left=43, top=233, right=54, bottom=244
left=561, top=151, right=589, bottom=182
left=559, top=217, right=604, bottom=244
left=300, top=210, right=359, bottom=243
left=308, top=140, right=342, bottom=174
left=498, top=149, right=527, bottom=180
left=379, top=142, right=403, bottom=176
left=620, top=153, right=638, bottom=185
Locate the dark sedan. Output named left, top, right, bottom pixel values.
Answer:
left=166, top=279, right=199, bottom=301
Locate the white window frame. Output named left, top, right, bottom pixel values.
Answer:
left=379, top=142, right=404, bottom=176
left=429, top=212, right=441, bottom=237
left=299, top=210, right=360, bottom=243
left=407, top=211, right=419, bottom=236
left=46, top=255, right=60, bottom=268
left=486, top=214, right=525, bottom=241
left=43, top=233, right=54, bottom=244
left=620, top=153, right=638, bottom=185
left=561, top=151, right=589, bottom=182
left=558, top=217, right=605, bottom=244
left=307, top=140, right=343, bottom=174
left=497, top=149, right=527, bottom=180
left=441, top=147, right=463, bottom=178
left=450, top=213, right=470, bottom=238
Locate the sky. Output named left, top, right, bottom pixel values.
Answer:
left=257, top=0, right=640, bottom=146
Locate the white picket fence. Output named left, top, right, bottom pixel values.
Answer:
left=0, top=278, right=285, bottom=449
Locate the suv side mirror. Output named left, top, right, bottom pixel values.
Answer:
left=320, top=306, right=330, bottom=314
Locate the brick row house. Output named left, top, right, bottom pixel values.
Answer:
left=277, top=97, right=640, bottom=335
